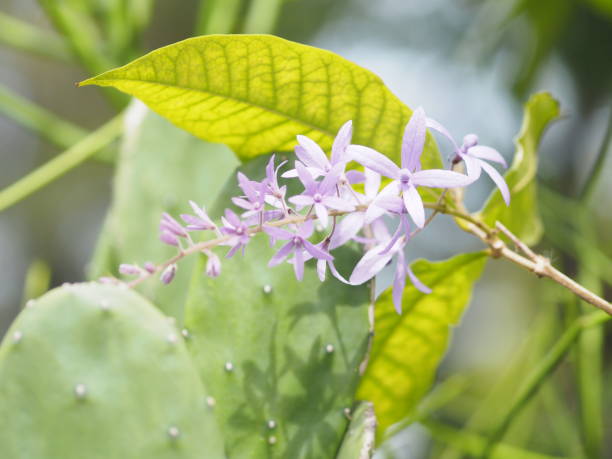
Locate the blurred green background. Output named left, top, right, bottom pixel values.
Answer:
left=0, top=0, right=611, bottom=457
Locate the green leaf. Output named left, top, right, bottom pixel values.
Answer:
left=79, top=34, right=441, bottom=168
left=183, top=156, right=371, bottom=458
left=336, top=402, right=376, bottom=459
left=356, top=252, right=487, bottom=438
left=477, top=92, right=561, bottom=246
left=89, top=101, right=238, bottom=322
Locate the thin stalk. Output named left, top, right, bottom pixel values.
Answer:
left=425, top=419, right=562, bottom=459
left=579, top=104, right=612, bottom=203
left=243, top=0, right=285, bottom=34
left=195, top=0, right=244, bottom=35
left=0, top=113, right=123, bottom=212
left=0, top=11, right=71, bottom=61
left=480, top=310, right=610, bottom=457
left=37, top=0, right=125, bottom=109
left=0, top=82, right=86, bottom=149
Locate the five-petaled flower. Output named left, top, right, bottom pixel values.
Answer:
left=347, top=107, right=473, bottom=228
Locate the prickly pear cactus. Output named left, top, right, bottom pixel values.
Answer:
left=0, top=283, right=225, bottom=459
left=183, top=156, right=371, bottom=458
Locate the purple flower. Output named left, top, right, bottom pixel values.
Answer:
left=181, top=201, right=216, bottom=231
left=426, top=118, right=510, bottom=205
left=220, top=209, right=251, bottom=257
left=289, top=162, right=354, bottom=227
left=282, top=121, right=354, bottom=179
left=263, top=155, right=287, bottom=202
left=349, top=234, right=430, bottom=314
left=347, top=107, right=473, bottom=228
left=263, top=222, right=333, bottom=281
left=159, top=212, right=188, bottom=246
left=232, top=172, right=266, bottom=218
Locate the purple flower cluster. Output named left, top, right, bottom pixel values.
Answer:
left=118, top=109, right=509, bottom=314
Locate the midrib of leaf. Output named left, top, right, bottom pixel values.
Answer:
left=94, top=78, right=337, bottom=138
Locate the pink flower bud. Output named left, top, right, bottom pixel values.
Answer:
left=160, top=264, right=177, bottom=284
left=206, top=253, right=221, bottom=278
left=119, top=263, right=141, bottom=276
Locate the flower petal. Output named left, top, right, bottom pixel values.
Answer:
left=315, top=203, right=329, bottom=228
left=403, top=185, right=425, bottom=228
left=330, top=212, right=365, bottom=249
left=463, top=155, right=482, bottom=180
left=402, top=107, right=427, bottom=172
left=296, top=135, right=329, bottom=170
left=303, top=239, right=333, bottom=260
left=480, top=161, right=511, bottom=205
left=345, top=170, right=365, bottom=184
left=331, top=120, right=353, bottom=164
left=317, top=259, right=326, bottom=282
left=289, top=195, right=314, bottom=208
left=413, top=169, right=473, bottom=188
left=293, top=249, right=305, bottom=281
left=364, top=168, right=381, bottom=199
left=323, top=196, right=355, bottom=211
left=392, top=253, right=407, bottom=314
left=468, top=145, right=507, bottom=168
left=349, top=244, right=394, bottom=285
left=406, top=264, right=432, bottom=294
left=263, top=225, right=294, bottom=240
left=346, top=145, right=399, bottom=179
left=425, top=117, right=460, bottom=151
left=269, top=241, right=295, bottom=267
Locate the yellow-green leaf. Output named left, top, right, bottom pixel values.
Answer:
left=357, top=252, right=487, bottom=438
left=476, top=92, right=561, bottom=245
left=79, top=34, right=441, bottom=167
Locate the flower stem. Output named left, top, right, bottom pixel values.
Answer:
left=0, top=113, right=123, bottom=212
left=480, top=310, right=610, bottom=457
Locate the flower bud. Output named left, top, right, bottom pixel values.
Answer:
left=143, top=262, right=156, bottom=273
left=206, top=253, right=221, bottom=278
left=462, top=134, right=478, bottom=148
left=160, top=264, right=177, bottom=284
left=160, top=230, right=179, bottom=247
left=119, top=263, right=141, bottom=276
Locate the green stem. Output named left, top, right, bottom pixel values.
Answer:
left=0, top=113, right=123, bottom=213
left=36, top=0, right=125, bottom=109
left=579, top=104, right=612, bottom=203
left=243, top=0, right=285, bottom=33
left=0, top=82, right=86, bottom=149
left=0, top=11, right=71, bottom=61
left=424, top=419, right=563, bottom=459
left=195, top=0, right=244, bottom=35
left=480, top=310, right=610, bottom=457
